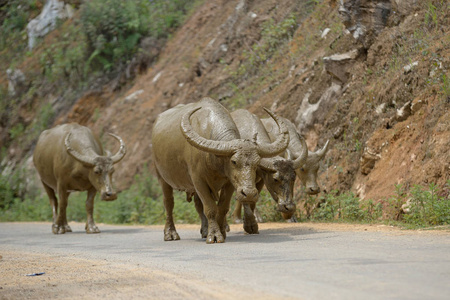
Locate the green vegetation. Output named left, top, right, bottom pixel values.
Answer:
left=290, top=182, right=450, bottom=229
left=0, top=169, right=199, bottom=225
left=1, top=162, right=448, bottom=230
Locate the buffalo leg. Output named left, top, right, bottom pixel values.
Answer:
left=243, top=202, right=259, bottom=234
left=242, top=179, right=263, bottom=234
left=54, top=185, right=69, bottom=234
left=41, top=181, right=58, bottom=224
left=193, top=194, right=208, bottom=238
left=85, top=188, right=100, bottom=233
left=217, top=182, right=234, bottom=239
left=160, top=179, right=180, bottom=241
left=231, top=200, right=243, bottom=224
left=195, top=181, right=224, bottom=244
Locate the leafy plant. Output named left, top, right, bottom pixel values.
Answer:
left=403, top=182, right=450, bottom=227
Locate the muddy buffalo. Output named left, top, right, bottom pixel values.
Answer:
left=33, top=123, right=126, bottom=234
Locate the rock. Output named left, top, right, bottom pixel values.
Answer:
left=360, top=147, right=381, bottom=175
left=401, top=198, right=412, bottom=214
left=411, top=98, right=425, bottom=113
left=321, top=28, right=331, bottom=38
left=375, top=103, right=386, bottom=115
left=295, top=83, right=342, bottom=132
left=26, top=0, right=73, bottom=50
left=124, top=90, right=144, bottom=103
left=339, top=0, right=392, bottom=48
left=396, top=101, right=411, bottom=121
left=6, top=69, right=27, bottom=96
left=403, top=61, right=418, bottom=74
left=323, top=49, right=358, bottom=84
left=392, top=0, right=420, bottom=16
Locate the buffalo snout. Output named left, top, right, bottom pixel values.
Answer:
left=277, top=201, right=296, bottom=214
left=306, top=185, right=320, bottom=195
left=101, top=191, right=117, bottom=201
left=237, top=187, right=258, bottom=204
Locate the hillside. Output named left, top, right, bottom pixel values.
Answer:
left=0, top=0, right=449, bottom=220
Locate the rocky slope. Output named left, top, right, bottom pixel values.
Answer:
left=1, top=0, right=449, bottom=204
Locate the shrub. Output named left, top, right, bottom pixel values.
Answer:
left=81, top=0, right=198, bottom=72
left=403, top=182, right=450, bottom=227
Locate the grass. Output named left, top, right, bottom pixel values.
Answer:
left=1, top=162, right=448, bottom=230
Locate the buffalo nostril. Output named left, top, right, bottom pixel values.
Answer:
left=241, top=190, right=247, bottom=197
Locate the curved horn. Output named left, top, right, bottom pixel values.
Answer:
left=180, top=107, right=235, bottom=156
left=286, top=149, right=293, bottom=160
left=65, top=133, right=96, bottom=166
left=259, top=158, right=277, bottom=172
left=292, top=133, right=308, bottom=169
left=108, top=133, right=127, bottom=164
left=315, top=140, right=329, bottom=159
left=256, top=108, right=289, bottom=158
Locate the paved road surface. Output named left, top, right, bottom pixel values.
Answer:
left=0, top=222, right=449, bottom=299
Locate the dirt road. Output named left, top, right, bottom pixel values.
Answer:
left=0, top=222, right=449, bottom=299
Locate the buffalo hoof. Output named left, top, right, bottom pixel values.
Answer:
left=206, top=231, right=225, bottom=244
left=288, top=215, right=298, bottom=223
left=52, top=224, right=66, bottom=234
left=164, top=230, right=180, bottom=241
left=64, top=225, right=72, bottom=232
left=86, top=225, right=100, bottom=234
left=243, top=221, right=259, bottom=234
left=200, top=227, right=208, bottom=239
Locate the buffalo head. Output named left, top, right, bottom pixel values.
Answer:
left=180, top=107, right=289, bottom=204
left=258, top=135, right=308, bottom=219
left=295, top=140, right=329, bottom=195
left=65, top=132, right=126, bottom=201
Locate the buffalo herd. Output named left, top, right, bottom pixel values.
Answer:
left=34, top=97, right=328, bottom=243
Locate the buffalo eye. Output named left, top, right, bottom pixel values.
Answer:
left=231, top=160, right=237, bottom=165
left=300, top=167, right=305, bottom=172
left=94, top=168, right=101, bottom=174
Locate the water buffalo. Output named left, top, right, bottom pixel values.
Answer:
left=151, top=97, right=288, bottom=243
left=33, top=123, right=126, bottom=234
left=262, top=117, right=329, bottom=220
left=229, top=109, right=307, bottom=233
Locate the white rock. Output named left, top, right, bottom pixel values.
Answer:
left=26, top=0, right=73, bottom=50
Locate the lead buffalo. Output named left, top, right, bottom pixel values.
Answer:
left=151, top=97, right=288, bottom=244
left=33, top=123, right=126, bottom=234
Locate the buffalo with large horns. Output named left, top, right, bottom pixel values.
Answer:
left=33, top=123, right=126, bottom=234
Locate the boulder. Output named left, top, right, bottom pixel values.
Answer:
left=295, top=82, right=342, bottom=132
left=338, top=0, right=392, bottom=48
left=26, top=0, right=74, bottom=50
left=6, top=69, right=27, bottom=96
left=323, top=49, right=358, bottom=84
left=360, top=147, right=381, bottom=175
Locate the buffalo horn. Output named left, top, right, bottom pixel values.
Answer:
left=256, top=108, right=289, bottom=158
left=65, top=133, right=96, bottom=166
left=292, top=133, right=308, bottom=169
left=108, top=133, right=127, bottom=164
left=315, top=140, right=329, bottom=159
left=180, top=107, right=235, bottom=156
